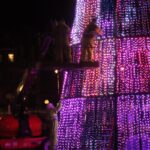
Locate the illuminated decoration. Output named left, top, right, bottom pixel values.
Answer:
left=116, top=37, right=150, bottom=94
left=118, top=94, right=150, bottom=150
left=57, top=0, right=150, bottom=149
left=57, top=97, right=114, bottom=150
left=8, top=53, right=14, bottom=62
left=71, top=0, right=101, bottom=45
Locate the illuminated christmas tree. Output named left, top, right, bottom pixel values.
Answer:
left=57, top=0, right=150, bottom=149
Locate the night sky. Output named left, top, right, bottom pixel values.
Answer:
left=0, top=0, right=76, bottom=105
left=0, top=0, right=75, bottom=35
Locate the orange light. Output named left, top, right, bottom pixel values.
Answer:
left=44, top=99, right=49, bottom=104
left=8, top=53, right=14, bottom=62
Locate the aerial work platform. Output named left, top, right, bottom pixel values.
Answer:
left=51, top=61, right=99, bottom=70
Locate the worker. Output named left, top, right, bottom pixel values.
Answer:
left=80, top=17, right=102, bottom=63
left=46, top=101, right=61, bottom=150
left=54, top=19, right=72, bottom=64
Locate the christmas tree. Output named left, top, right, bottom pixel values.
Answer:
left=57, top=0, right=150, bottom=149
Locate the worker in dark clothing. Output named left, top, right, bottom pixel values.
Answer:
left=80, top=17, right=103, bottom=63
left=54, top=20, right=72, bottom=64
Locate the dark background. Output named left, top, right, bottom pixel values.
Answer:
left=0, top=0, right=75, bottom=35
left=0, top=0, right=76, bottom=65
left=0, top=0, right=76, bottom=108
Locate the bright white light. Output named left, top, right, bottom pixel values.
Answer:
left=54, top=69, right=59, bottom=74
left=120, top=67, right=125, bottom=71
